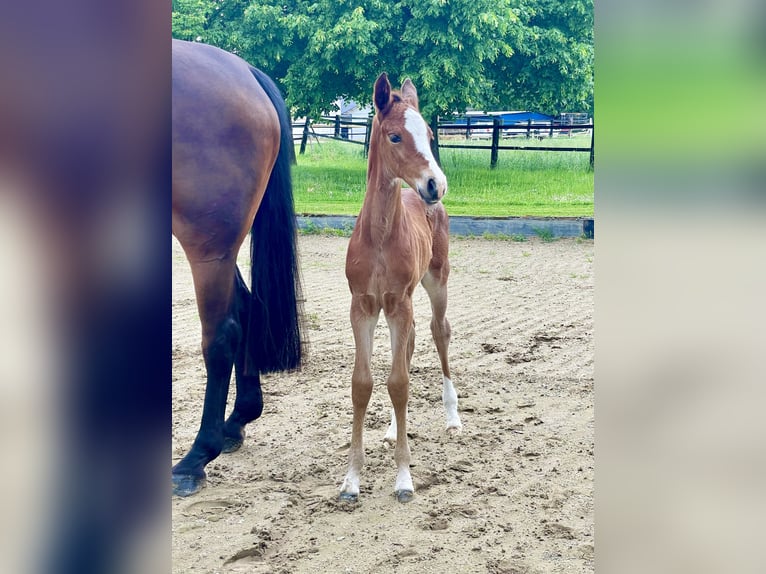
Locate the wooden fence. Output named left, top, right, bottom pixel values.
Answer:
left=295, top=114, right=594, bottom=168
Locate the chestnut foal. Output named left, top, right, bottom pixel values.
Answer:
left=341, top=73, right=462, bottom=503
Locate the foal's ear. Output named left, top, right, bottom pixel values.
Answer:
left=374, top=72, right=393, bottom=115
left=401, top=78, right=419, bottom=110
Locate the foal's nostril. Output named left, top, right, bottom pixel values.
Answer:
left=427, top=178, right=438, bottom=199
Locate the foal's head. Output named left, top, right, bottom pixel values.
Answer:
left=371, top=73, right=447, bottom=205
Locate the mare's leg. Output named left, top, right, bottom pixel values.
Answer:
left=222, top=367, right=262, bottom=453
left=172, top=259, right=239, bottom=496
left=340, top=296, right=379, bottom=501
left=222, top=266, right=263, bottom=453
left=385, top=298, right=416, bottom=502
left=421, top=269, right=462, bottom=434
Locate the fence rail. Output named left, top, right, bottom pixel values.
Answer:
left=295, top=114, right=594, bottom=168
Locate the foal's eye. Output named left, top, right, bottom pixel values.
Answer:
left=389, top=134, right=401, bottom=143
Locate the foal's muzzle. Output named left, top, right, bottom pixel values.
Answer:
left=418, top=177, right=445, bottom=204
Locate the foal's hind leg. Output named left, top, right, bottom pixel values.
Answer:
left=222, top=267, right=263, bottom=453
left=173, top=259, right=239, bottom=496
left=421, top=270, right=462, bottom=434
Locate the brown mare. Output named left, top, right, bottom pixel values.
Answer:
left=172, top=40, right=304, bottom=496
left=341, top=74, right=462, bottom=503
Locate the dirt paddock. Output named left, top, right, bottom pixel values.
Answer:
left=172, top=234, right=594, bottom=574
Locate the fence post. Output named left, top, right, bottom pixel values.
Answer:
left=364, top=115, right=372, bottom=157
left=465, top=116, right=471, bottom=140
left=334, top=114, right=341, bottom=138
left=490, top=117, right=501, bottom=169
left=589, top=125, right=594, bottom=169
left=288, top=116, right=297, bottom=164
left=549, top=120, right=554, bottom=138
left=430, top=115, right=441, bottom=166
left=299, top=116, right=310, bottom=155
left=526, top=119, right=531, bottom=139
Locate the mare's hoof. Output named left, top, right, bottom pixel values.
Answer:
left=172, top=473, right=206, bottom=497
left=222, top=434, right=244, bottom=454
left=395, top=489, right=414, bottom=503
left=339, top=492, right=358, bottom=503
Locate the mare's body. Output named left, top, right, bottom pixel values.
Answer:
left=172, top=39, right=304, bottom=497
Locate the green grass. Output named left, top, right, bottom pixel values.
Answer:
left=532, top=227, right=556, bottom=242
left=292, top=141, right=368, bottom=215
left=292, top=138, right=593, bottom=217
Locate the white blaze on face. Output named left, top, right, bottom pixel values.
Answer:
left=404, top=108, right=447, bottom=195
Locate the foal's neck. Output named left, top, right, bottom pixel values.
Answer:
left=358, top=138, right=404, bottom=245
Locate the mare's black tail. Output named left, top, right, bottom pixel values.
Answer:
left=243, top=66, right=305, bottom=374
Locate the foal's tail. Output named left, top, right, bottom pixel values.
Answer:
left=244, top=66, right=305, bottom=374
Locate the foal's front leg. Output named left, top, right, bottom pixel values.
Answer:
left=385, top=300, right=416, bottom=502
left=340, top=298, right=378, bottom=502
left=383, top=320, right=413, bottom=446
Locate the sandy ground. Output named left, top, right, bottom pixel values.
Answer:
left=172, top=233, right=594, bottom=574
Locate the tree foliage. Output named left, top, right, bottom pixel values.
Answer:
left=172, top=0, right=592, bottom=118
left=490, top=0, right=594, bottom=114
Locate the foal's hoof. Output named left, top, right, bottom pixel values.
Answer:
left=172, top=473, right=206, bottom=497
left=222, top=433, right=244, bottom=454
left=395, top=489, right=414, bottom=503
left=339, top=492, right=359, bottom=503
